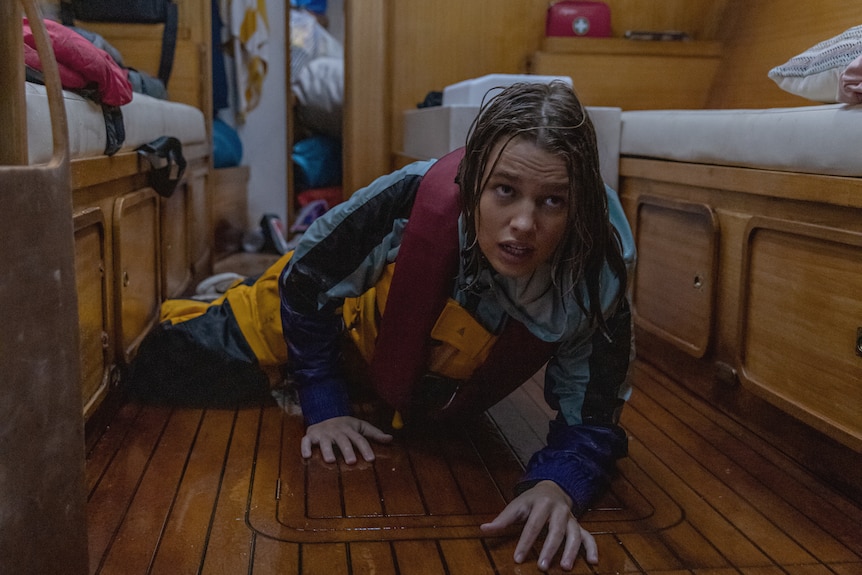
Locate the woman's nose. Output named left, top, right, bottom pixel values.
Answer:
left=509, top=204, right=536, bottom=231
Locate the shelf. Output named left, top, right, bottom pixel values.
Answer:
left=542, top=36, right=722, bottom=57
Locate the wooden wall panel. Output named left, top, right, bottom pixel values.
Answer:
left=389, top=0, right=549, bottom=163
left=78, top=0, right=213, bottom=125
left=605, top=0, right=730, bottom=40
left=344, top=0, right=862, bottom=188
left=343, top=0, right=390, bottom=194
left=344, top=0, right=548, bottom=191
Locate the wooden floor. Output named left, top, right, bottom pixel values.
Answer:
left=85, top=355, right=862, bottom=575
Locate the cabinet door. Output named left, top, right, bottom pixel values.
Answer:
left=187, top=166, right=212, bottom=277
left=160, top=182, right=192, bottom=298
left=739, top=218, right=862, bottom=451
left=113, top=187, right=160, bottom=363
left=633, top=196, right=719, bottom=358
left=74, top=207, right=113, bottom=418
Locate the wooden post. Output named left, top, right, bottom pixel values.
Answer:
left=0, top=0, right=27, bottom=165
left=0, top=2, right=89, bottom=574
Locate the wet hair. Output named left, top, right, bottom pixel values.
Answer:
left=457, top=81, right=627, bottom=332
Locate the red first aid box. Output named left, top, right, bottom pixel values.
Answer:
left=546, top=1, right=611, bottom=37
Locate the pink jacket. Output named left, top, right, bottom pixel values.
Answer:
left=23, top=17, right=132, bottom=107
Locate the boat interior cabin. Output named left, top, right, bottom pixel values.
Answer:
left=2, top=0, right=861, bottom=573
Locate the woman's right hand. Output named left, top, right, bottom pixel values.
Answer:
left=301, top=416, right=393, bottom=464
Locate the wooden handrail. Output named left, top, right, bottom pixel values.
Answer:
left=19, top=0, right=70, bottom=166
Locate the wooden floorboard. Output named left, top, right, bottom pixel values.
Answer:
left=85, top=359, right=862, bottom=574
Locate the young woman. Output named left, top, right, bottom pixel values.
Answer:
left=279, top=81, right=636, bottom=571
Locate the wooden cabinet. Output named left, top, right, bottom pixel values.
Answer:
left=619, top=158, right=862, bottom=455
left=212, top=165, right=250, bottom=259
left=73, top=183, right=161, bottom=421
left=160, top=166, right=212, bottom=298
left=161, top=163, right=216, bottom=298
left=529, top=37, right=722, bottom=110
left=72, top=151, right=210, bottom=436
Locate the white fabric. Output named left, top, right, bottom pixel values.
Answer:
left=293, top=56, right=343, bottom=138
left=228, top=0, right=270, bottom=122
left=26, top=82, right=206, bottom=165
left=620, top=104, right=862, bottom=177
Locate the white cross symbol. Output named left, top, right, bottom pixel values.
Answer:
left=572, top=17, right=590, bottom=35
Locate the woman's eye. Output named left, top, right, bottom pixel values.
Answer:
left=544, top=195, right=567, bottom=209
left=495, top=184, right=515, bottom=198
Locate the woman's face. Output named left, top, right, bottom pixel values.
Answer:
left=475, top=136, right=570, bottom=279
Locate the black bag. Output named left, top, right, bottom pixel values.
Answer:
left=60, top=0, right=178, bottom=87
left=137, top=136, right=187, bottom=197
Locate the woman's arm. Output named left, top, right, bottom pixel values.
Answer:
left=482, top=298, right=632, bottom=571
left=279, top=161, right=432, bottom=449
left=518, top=297, right=633, bottom=514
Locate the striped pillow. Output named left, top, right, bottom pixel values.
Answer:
left=768, top=25, right=862, bottom=103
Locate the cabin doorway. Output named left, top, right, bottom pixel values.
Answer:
left=288, top=0, right=345, bottom=226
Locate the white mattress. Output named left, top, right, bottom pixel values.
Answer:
left=26, top=82, right=207, bottom=165
left=620, top=104, right=862, bottom=177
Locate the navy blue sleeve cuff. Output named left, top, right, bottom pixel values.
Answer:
left=516, top=422, right=628, bottom=516
left=296, top=377, right=352, bottom=425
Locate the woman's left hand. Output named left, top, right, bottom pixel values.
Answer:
left=480, top=480, right=598, bottom=572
